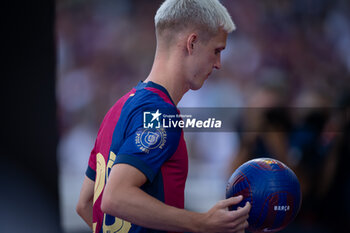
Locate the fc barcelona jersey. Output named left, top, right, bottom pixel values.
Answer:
left=85, top=81, right=188, bottom=233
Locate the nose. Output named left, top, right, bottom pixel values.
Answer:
left=214, top=55, right=221, bottom=70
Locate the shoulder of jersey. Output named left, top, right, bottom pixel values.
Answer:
left=128, top=88, right=175, bottom=109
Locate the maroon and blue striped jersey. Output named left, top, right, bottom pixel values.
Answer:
left=85, top=81, right=188, bottom=233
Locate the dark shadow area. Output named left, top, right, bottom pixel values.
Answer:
left=1, top=0, right=61, bottom=232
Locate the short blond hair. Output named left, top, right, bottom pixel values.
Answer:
left=155, top=0, right=235, bottom=39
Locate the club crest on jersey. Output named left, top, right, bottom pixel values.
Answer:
left=135, top=128, right=167, bottom=153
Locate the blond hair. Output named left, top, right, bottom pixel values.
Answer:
left=155, top=0, right=235, bottom=40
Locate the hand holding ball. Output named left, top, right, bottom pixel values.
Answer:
left=226, top=158, right=302, bottom=232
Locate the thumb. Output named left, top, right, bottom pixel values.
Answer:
left=220, top=195, right=243, bottom=208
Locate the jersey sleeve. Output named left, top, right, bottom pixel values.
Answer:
left=85, top=143, right=97, bottom=181
left=85, top=123, right=106, bottom=181
left=85, top=110, right=112, bottom=181
left=113, top=106, right=181, bottom=182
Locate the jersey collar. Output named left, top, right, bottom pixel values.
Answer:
left=136, top=81, right=176, bottom=106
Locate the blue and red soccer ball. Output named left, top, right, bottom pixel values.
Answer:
left=226, top=158, right=302, bottom=233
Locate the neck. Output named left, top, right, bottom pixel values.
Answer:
left=144, top=52, right=189, bottom=105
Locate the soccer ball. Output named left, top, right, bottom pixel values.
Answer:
left=226, top=158, right=302, bottom=232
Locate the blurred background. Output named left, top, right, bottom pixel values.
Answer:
left=2, top=0, right=349, bottom=232
left=56, top=0, right=350, bottom=232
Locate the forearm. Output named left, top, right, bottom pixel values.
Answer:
left=102, top=164, right=250, bottom=233
left=77, top=176, right=95, bottom=229
left=102, top=186, right=203, bottom=233
left=77, top=199, right=93, bottom=229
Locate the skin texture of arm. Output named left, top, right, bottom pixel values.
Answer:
left=76, top=176, right=94, bottom=229
left=101, top=163, right=251, bottom=233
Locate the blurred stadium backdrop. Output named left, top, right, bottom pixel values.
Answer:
left=2, top=0, right=349, bottom=233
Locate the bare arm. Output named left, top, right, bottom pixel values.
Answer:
left=76, top=176, right=94, bottom=229
left=101, top=163, right=250, bottom=233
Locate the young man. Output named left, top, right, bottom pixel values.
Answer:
left=76, top=0, right=251, bottom=232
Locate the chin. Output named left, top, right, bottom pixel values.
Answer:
left=188, top=73, right=208, bottom=90
left=190, top=86, right=201, bottom=91
left=189, top=80, right=205, bottom=91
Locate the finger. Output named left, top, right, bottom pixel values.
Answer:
left=220, top=195, right=243, bottom=208
left=231, top=213, right=249, bottom=227
left=224, top=211, right=248, bottom=228
left=233, top=220, right=249, bottom=232
left=221, top=215, right=248, bottom=233
left=235, top=201, right=251, bottom=216
left=227, top=202, right=250, bottom=223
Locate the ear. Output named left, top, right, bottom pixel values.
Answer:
left=186, top=33, right=198, bottom=55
